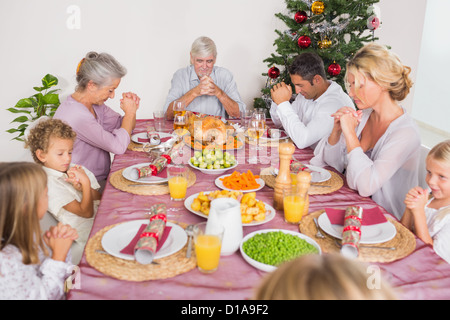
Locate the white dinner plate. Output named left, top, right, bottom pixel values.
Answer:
left=184, top=192, right=276, bottom=226
left=317, top=212, right=397, bottom=244
left=273, top=164, right=331, bottom=183
left=240, top=229, right=322, bottom=272
left=215, top=174, right=265, bottom=193
left=131, top=132, right=175, bottom=145
left=122, top=162, right=168, bottom=184
left=101, top=220, right=187, bottom=261
left=306, top=165, right=332, bottom=183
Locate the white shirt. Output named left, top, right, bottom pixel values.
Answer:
left=311, top=107, right=421, bottom=219
left=425, top=199, right=450, bottom=263
left=163, top=65, right=246, bottom=118
left=0, top=245, right=72, bottom=300
left=270, top=81, right=354, bottom=149
left=43, top=165, right=100, bottom=247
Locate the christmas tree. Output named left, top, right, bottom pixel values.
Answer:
left=254, top=0, right=381, bottom=111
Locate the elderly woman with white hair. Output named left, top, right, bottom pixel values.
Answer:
left=164, top=36, right=245, bottom=119
left=54, top=52, right=140, bottom=189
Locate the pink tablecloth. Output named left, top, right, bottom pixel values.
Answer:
left=67, top=119, right=450, bottom=300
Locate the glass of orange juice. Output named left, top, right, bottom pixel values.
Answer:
left=193, top=222, right=224, bottom=273
left=167, top=164, right=188, bottom=202
left=283, top=188, right=307, bottom=224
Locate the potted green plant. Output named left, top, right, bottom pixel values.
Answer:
left=7, top=74, right=60, bottom=141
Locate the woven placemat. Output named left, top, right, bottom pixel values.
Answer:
left=299, top=210, right=416, bottom=263
left=260, top=167, right=343, bottom=195
left=85, top=221, right=196, bottom=281
left=109, top=167, right=196, bottom=195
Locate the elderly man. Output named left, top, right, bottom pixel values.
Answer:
left=270, top=52, right=354, bottom=150
left=163, top=36, right=245, bottom=119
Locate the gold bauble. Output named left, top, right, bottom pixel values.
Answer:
left=318, top=37, right=332, bottom=49
left=311, top=1, right=325, bottom=15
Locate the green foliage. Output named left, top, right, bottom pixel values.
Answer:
left=254, top=0, right=380, bottom=111
left=7, top=74, right=60, bottom=141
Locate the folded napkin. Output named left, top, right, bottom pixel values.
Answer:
left=130, top=203, right=169, bottom=264
left=340, top=206, right=363, bottom=258
left=325, top=206, right=387, bottom=226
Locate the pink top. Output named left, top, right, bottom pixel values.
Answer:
left=54, top=96, right=130, bottom=181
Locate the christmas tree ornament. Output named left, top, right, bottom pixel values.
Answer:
left=367, top=15, right=380, bottom=30
left=294, top=11, right=308, bottom=24
left=311, top=1, right=325, bottom=15
left=318, top=37, right=332, bottom=49
left=327, top=62, right=341, bottom=76
left=268, top=66, right=281, bottom=79
left=298, top=35, right=311, bottom=49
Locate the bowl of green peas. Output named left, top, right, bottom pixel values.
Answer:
left=240, top=229, right=321, bottom=272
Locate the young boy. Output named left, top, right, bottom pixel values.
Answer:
left=25, top=118, right=101, bottom=264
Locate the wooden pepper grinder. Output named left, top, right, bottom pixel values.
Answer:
left=296, top=171, right=312, bottom=217
left=274, top=142, right=295, bottom=210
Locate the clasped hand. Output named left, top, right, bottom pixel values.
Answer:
left=198, top=76, right=221, bottom=97
left=404, top=187, right=429, bottom=214
left=270, top=82, right=292, bottom=105
left=120, top=92, right=140, bottom=114
left=331, top=107, right=363, bottom=136
left=43, top=222, right=78, bottom=261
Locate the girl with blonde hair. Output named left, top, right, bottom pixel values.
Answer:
left=402, top=140, right=450, bottom=263
left=254, top=254, right=397, bottom=300
left=0, top=162, right=78, bottom=299
left=311, top=43, right=421, bottom=219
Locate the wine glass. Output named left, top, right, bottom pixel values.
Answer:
left=248, top=110, right=266, bottom=151
left=173, top=100, right=186, bottom=118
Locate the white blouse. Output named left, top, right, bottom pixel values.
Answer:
left=311, top=107, right=421, bottom=219
left=0, top=245, right=72, bottom=300
left=426, top=200, right=450, bottom=264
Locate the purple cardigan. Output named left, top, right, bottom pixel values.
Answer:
left=54, top=96, right=130, bottom=181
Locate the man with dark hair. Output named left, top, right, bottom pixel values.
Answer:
left=270, top=52, right=354, bottom=149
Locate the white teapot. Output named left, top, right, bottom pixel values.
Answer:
left=206, top=198, right=243, bottom=256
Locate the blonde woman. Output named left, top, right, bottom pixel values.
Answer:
left=0, top=162, right=78, bottom=300
left=401, top=140, right=450, bottom=263
left=254, top=254, right=397, bottom=300
left=311, top=43, right=420, bottom=219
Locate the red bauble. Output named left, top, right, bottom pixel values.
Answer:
left=294, top=11, right=308, bottom=24
left=268, top=66, right=280, bottom=79
left=298, top=35, right=311, bottom=49
left=328, top=63, right=341, bottom=76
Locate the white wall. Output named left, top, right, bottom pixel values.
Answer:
left=0, top=0, right=430, bottom=162
left=412, top=0, right=450, bottom=133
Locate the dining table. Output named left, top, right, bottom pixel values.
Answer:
left=67, top=118, right=450, bottom=301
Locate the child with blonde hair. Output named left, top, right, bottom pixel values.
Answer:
left=25, top=118, right=101, bottom=264
left=254, top=254, right=397, bottom=300
left=401, top=140, right=450, bottom=263
left=0, top=162, right=78, bottom=299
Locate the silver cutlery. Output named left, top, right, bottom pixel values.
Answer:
left=313, top=217, right=325, bottom=239
left=185, top=225, right=195, bottom=258
left=127, top=182, right=167, bottom=187
left=334, top=240, right=396, bottom=251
